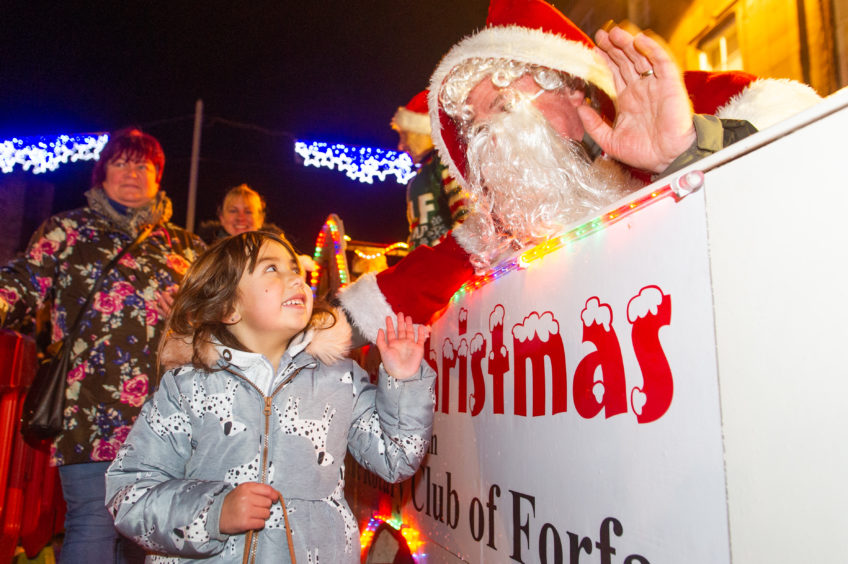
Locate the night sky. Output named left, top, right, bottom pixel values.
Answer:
left=0, top=1, right=574, bottom=251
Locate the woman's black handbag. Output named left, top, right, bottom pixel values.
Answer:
left=20, top=225, right=153, bottom=442
left=22, top=340, right=74, bottom=440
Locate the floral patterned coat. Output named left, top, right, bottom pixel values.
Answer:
left=0, top=187, right=205, bottom=466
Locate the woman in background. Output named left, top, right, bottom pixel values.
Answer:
left=197, top=184, right=316, bottom=273
left=197, top=183, right=282, bottom=243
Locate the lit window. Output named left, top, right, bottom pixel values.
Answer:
left=697, top=16, right=743, bottom=71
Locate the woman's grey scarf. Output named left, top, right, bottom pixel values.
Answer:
left=85, top=186, right=174, bottom=237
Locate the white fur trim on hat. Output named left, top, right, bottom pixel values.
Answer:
left=716, top=78, right=822, bottom=131
left=392, top=107, right=432, bottom=135
left=337, top=272, right=396, bottom=343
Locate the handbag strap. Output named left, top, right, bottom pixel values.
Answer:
left=60, top=224, right=154, bottom=348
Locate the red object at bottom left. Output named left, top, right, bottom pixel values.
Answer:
left=0, top=330, right=66, bottom=561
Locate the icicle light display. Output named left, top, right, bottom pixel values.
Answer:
left=1, top=133, right=109, bottom=174
left=294, top=140, right=417, bottom=184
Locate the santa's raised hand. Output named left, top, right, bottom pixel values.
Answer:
left=376, top=314, right=431, bottom=380
left=578, top=25, right=696, bottom=174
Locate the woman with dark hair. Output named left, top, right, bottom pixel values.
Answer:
left=0, top=127, right=206, bottom=563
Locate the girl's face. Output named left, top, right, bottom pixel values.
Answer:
left=229, top=240, right=312, bottom=347
left=220, top=194, right=264, bottom=236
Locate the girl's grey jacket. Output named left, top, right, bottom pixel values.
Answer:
left=105, top=322, right=436, bottom=563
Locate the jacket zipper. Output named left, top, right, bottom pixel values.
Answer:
left=232, top=364, right=305, bottom=564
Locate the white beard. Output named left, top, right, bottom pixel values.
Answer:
left=459, top=98, right=640, bottom=271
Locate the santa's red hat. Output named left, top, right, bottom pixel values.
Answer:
left=391, top=90, right=432, bottom=135
left=428, top=0, right=616, bottom=186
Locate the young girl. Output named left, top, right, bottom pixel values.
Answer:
left=105, top=231, right=435, bottom=563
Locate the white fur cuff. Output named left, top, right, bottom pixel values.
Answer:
left=337, top=272, right=396, bottom=343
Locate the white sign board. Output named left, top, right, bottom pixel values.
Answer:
left=400, top=186, right=728, bottom=563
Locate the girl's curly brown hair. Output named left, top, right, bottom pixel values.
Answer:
left=159, top=231, right=335, bottom=372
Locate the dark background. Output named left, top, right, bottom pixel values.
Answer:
left=0, top=1, right=575, bottom=251
left=0, top=1, right=485, bottom=250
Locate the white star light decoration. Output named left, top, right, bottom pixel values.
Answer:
left=0, top=133, right=109, bottom=174
left=294, top=140, right=417, bottom=185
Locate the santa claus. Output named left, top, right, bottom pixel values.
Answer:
left=340, top=0, right=821, bottom=342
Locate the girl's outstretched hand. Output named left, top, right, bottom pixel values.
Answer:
left=376, top=314, right=431, bottom=380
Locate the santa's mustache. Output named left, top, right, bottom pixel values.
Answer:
left=460, top=96, right=635, bottom=269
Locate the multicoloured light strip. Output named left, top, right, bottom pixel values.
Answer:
left=294, top=139, right=417, bottom=185
left=310, top=216, right=349, bottom=294
left=360, top=514, right=426, bottom=562
left=451, top=177, right=701, bottom=303
left=0, top=133, right=109, bottom=174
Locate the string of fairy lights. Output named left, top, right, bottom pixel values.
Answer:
left=1, top=131, right=416, bottom=185
left=310, top=215, right=410, bottom=296
left=352, top=241, right=408, bottom=260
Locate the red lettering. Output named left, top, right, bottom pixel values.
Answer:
left=488, top=305, right=509, bottom=415
left=573, top=297, right=627, bottom=419
left=512, top=312, right=567, bottom=416
left=628, top=286, right=673, bottom=424
left=440, top=338, right=457, bottom=414
left=459, top=307, right=468, bottom=336
left=433, top=289, right=673, bottom=423
left=457, top=339, right=469, bottom=413
left=469, top=334, right=487, bottom=416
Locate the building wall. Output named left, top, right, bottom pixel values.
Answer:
left=800, top=0, right=840, bottom=93
left=0, top=175, right=54, bottom=264
left=558, top=0, right=846, bottom=95
left=835, top=0, right=848, bottom=85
